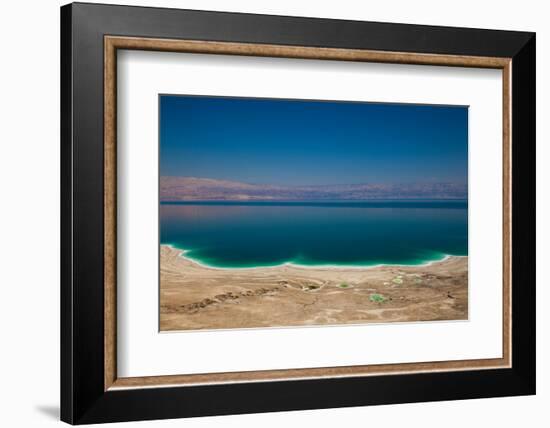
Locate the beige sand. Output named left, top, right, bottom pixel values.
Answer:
left=160, top=245, right=468, bottom=331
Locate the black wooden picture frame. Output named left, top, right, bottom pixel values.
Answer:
left=61, top=2, right=535, bottom=424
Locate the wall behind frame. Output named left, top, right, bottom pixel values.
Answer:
left=0, top=0, right=545, bottom=427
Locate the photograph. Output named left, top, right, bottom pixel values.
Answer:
left=159, top=95, right=469, bottom=331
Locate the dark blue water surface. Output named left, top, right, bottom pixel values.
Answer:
left=160, top=200, right=468, bottom=268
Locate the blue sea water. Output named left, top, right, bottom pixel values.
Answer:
left=160, top=200, right=468, bottom=268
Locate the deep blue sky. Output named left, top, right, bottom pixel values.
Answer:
left=160, top=95, right=468, bottom=186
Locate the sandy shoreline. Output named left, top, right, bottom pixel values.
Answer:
left=160, top=245, right=468, bottom=331
left=163, top=244, right=456, bottom=271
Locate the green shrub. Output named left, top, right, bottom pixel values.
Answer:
left=369, top=293, right=386, bottom=303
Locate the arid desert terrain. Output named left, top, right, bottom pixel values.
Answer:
left=160, top=245, right=468, bottom=331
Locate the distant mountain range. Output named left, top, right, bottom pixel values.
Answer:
left=160, top=177, right=467, bottom=201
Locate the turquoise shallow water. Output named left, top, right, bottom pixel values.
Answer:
left=160, top=200, right=468, bottom=268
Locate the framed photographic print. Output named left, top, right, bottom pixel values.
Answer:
left=60, top=2, right=536, bottom=424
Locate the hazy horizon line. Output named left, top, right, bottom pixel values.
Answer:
left=160, top=175, right=468, bottom=187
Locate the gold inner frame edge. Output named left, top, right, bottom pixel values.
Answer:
left=104, top=36, right=512, bottom=391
